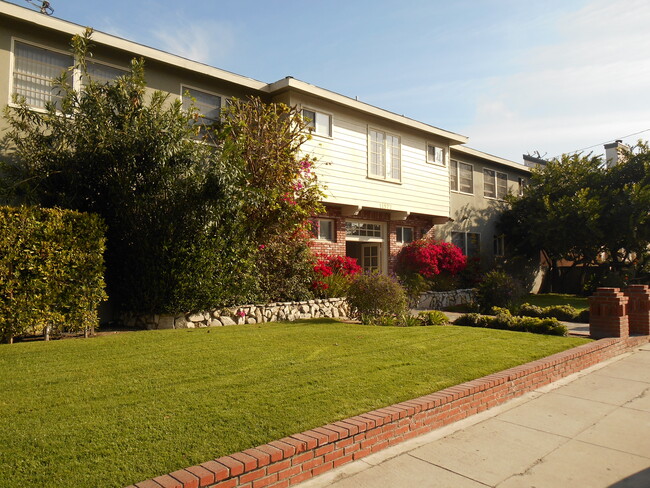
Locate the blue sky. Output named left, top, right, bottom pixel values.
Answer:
left=13, top=0, right=650, bottom=162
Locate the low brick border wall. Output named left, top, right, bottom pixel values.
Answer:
left=128, top=335, right=650, bottom=488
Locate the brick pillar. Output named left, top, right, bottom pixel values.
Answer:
left=588, top=287, right=629, bottom=339
left=623, top=285, right=650, bottom=335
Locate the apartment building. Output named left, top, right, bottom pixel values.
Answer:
left=0, top=1, right=529, bottom=274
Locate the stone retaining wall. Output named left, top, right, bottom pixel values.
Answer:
left=416, top=288, right=475, bottom=310
left=121, top=298, right=350, bottom=330
left=127, top=335, right=650, bottom=488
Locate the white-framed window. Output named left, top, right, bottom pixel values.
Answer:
left=484, top=169, right=508, bottom=199
left=450, top=160, right=473, bottom=194
left=493, top=234, right=505, bottom=257
left=396, top=226, right=414, bottom=244
left=313, top=218, right=335, bottom=241
left=12, top=40, right=73, bottom=110
left=83, top=60, right=126, bottom=86
left=451, top=231, right=481, bottom=257
left=518, top=177, right=527, bottom=196
left=181, top=85, right=222, bottom=129
left=427, top=144, right=445, bottom=165
left=369, top=129, right=401, bottom=181
left=346, top=221, right=382, bottom=239
left=302, top=108, right=332, bottom=137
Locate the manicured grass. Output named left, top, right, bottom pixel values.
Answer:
left=0, top=319, right=590, bottom=488
left=524, top=293, right=589, bottom=311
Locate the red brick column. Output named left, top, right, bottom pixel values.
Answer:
left=589, top=287, right=629, bottom=339
left=624, top=285, right=650, bottom=335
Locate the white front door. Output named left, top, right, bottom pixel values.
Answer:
left=361, top=244, right=381, bottom=273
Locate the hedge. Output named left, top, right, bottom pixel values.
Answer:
left=453, top=309, right=568, bottom=336
left=518, top=303, right=589, bottom=323
left=0, top=206, right=107, bottom=343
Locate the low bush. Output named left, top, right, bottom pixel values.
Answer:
left=347, top=273, right=407, bottom=321
left=417, top=310, right=450, bottom=326
left=518, top=303, right=589, bottom=323
left=453, top=309, right=568, bottom=336
left=476, top=270, right=525, bottom=313
left=0, top=206, right=107, bottom=343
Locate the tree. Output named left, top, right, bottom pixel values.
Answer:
left=0, top=29, right=324, bottom=313
left=498, top=145, right=650, bottom=289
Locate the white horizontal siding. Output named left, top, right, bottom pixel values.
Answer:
left=298, top=100, right=450, bottom=217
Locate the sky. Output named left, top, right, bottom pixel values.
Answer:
left=12, top=0, right=650, bottom=163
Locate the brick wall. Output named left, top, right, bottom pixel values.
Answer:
left=127, top=335, right=650, bottom=488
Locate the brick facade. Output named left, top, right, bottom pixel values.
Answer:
left=310, top=205, right=437, bottom=274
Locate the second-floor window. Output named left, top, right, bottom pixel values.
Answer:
left=518, top=177, right=527, bottom=196
left=182, top=86, right=221, bottom=129
left=302, top=109, right=332, bottom=137
left=13, top=41, right=73, bottom=110
left=450, top=160, right=473, bottom=194
left=484, top=169, right=508, bottom=199
left=427, top=144, right=445, bottom=165
left=369, top=129, right=401, bottom=181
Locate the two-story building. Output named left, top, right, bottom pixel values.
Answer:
left=0, top=1, right=530, bottom=274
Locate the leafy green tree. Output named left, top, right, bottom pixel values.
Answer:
left=1, top=29, right=325, bottom=313
left=499, top=145, right=650, bottom=289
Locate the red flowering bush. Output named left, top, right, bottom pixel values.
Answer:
left=313, top=254, right=362, bottom=298
left=395, top=239, right=467, bottom=297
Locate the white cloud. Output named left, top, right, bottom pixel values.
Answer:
left=461, top=0, right=650, bottom=162
left=150, top=18, right=235, bottom=65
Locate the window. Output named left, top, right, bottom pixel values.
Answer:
left=84, top=61, right=126, bottom=85
left=493, top=235, right=505, bottom=257
left=427, top=144, right=445, bottom=165
left=450, top=160, right=473, bottom=193
left=313, top=219, right=335, bottom=241
left=396, top=226, right=414, bottom=244
left=484, top=169, right=508, bottom=199
left=302, top=109, right=332, bottom=137
left=346, top=221, right=382, bottom=238
left=369, top=129, right=401, bottom=181
left=13, top=41, right=73, bottom=109
left=451, top=231, right=481, bottom=257
left=518, top=177, right=527, bottom=196
left=182, top=86, right=221, bottom=129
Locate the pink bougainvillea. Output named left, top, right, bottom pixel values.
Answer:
left=395, top=239, right=466, bottom=279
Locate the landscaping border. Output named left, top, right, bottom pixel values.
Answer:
left=127, top=335, right=650, bottom=488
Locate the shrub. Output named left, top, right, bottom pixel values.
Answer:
left=313, top=255, right=362, bottom=298
left=0, top=206, right=107, bottom=343
left=417, top=310, right=450, bottom=326
left=347, top=273, right=407, bottom=321
left=453, top=311, right=568, bottom=336
left=518, top=303, right=589, bottom=323
left=476, top=270, right=525, bottom=313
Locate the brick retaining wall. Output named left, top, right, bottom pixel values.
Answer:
left=128, top=335, right=650, bottom=488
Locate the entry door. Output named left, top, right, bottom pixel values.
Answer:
left=361, top=244, right=381, bottom=273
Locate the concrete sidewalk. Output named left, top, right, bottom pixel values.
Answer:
left=300, top=344, right=650, bottom=488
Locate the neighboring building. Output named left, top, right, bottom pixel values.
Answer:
left=0, top=1, right=532, bottom=275
left=437, top=146, right=531, bottom=267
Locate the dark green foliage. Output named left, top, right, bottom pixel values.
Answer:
left=499, top=146, right=650, bottom=287
left=1, top=30, right=323, bottom=315
left=453, top=309, right=568, bottom=336
left=518, top=303, right=589, bottom=323
left=476, top=270, right=525, bottom=313
left=347, top=273, right=407, bottom=321
left=0, top=206, right=106, bottom=342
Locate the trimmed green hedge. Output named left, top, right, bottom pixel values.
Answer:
left=453, top=309, right=568, bottom=336
left=518, top=303, right=589, bottom=323
left=0, top=206, right=107, bottom=343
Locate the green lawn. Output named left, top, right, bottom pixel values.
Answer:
left=524, top=293, right=589, bottom=311
left=0, top=320, right=590, bottom=488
